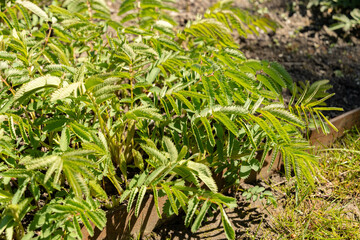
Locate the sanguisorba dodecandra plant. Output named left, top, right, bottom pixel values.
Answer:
left=0, top=0, right=341, bottom=239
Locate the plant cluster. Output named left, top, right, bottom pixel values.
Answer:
left=307, top=0, right=360, bottom=32
left=0, top=0, right=339, bottom=239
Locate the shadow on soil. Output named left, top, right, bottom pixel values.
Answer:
left=241, top=0, right=360, bottom=118
left=152, top=201, right=267, bottom=240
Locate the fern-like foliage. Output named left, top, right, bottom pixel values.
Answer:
left=206, top=0, right=277, bottom=37
left=0, top=0, right=340, bottom=239
left=119, top=137, right=236, bottom=235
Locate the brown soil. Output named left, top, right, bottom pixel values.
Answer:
left=147, top=178, right=282, bottom=240
left=240, top=0, right=360, bottom=118
left=168, top=0, right=360, bottom=118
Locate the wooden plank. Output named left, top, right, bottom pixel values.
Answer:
left=310, top=108, right=360, bottom=148
left=82, top=195, right=167, bottom=240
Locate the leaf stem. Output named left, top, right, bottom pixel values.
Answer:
left=0, top=75, right=15, bottom=95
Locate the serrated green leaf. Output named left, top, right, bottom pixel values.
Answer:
left=135, top=185, right=147, bottom=217
left=220, top=205, right=235, bottom=240
left=127, top=187, right=139, bottom=212
left=268, top=146, right=279, bottom=172
left=200, top=117, right=215, bottom=147
left=18, top=120, right=29, bottom=144
left=236, top=119, right=256, bottom=148
left=166, top=94, right=180, bottom=115
left=161, top=183, right=178, bottom=215
left=51, top=82, right=83, bottom=101
left=146, top=67, right=160, bottom=83
left=225, top=70, right=254, bottom=91
left=14, top=75, right=61, bottom=103
left=86, top=210, right=105, bottom=230
left=172, top=187, right=187, bottom=211
left=173, top=92, right=195, bottom=111
left=12, top=178, right=29, bottom=204
left=191, top=200, right=211, bottom=233
left=270, top=62, right=292, bottom=86
left=263, top=65, right=286, bottom=88
left=89, top=180, right=108, bottom=200
left=73, top=217, right=82, bottom=240
left=132, top=149, right=144, bottom=171
left=8, top=116, right=16, bottom=139
left=141, top=145, right=168, bottom=164
left=44, top=159, right=61, bottom=183
left=257, top=74, right=280, bottom=94
left=0, top=169, right=30, bottom=178
left=192, top=124, right=204, bottom=153
left=152, top=184, right=162, bottom=219
left=178, top=90, right=207, bottom=99
left=186, top=161, right=218, bottom=193
left=119, top=189, right=131, bottom=203
left=126, top=107, right=164, bottom=121
left=119, top=152, right=127, bottom=180
left=261, top=111, right=290, bottom=143
left=16, top=0, right=48, bottom=20
left=60, top=126, right=70, bottom=152
left=249, top=115, right=277, bottom=143
left=0, top=51, right=16, bottom=61
left=70, top=123, right=91, bottom=142
left=163, top=136, right=178, bottom=162
left=177, top=146, right=188, bottom=161
left=156, top=37, right=182, bottom=51
left=266, top=108, right=305, bottom=128
left=20, top=155, right=61, bottom=170
left=80, top=212, right=94, bottom=237
left=64, top=168, right=87, bottom=197
left=213, top=112, right=238, bottom=137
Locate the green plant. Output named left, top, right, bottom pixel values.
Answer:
left=307, top=0, right=359, bottom=11
left=242, top=185, right=277, bottom=206
left=330, top=8, right=360, bottom=31
left=247, top=0, right=270, bottom=15
left=0, top=0, right=339, bottom=239
left=307, top=0, right=360, bottom=32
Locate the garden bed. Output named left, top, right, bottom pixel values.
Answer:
left=82, top=107, right=360, bottom=239
left=81, top=0, right=360, bottom=239
left=148, top=0, right=360, bottom=237
left=148, top=113, right=360, bottom=240
left=1, top=0, right=359, bottom=239
left=107, top=0, right=359, bottom=239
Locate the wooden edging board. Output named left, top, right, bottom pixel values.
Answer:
left=81, top=195, right=167, bottom=239
left=310, top=107, right=360, bottom=148
left=82, top=107, right=360, bottom=239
